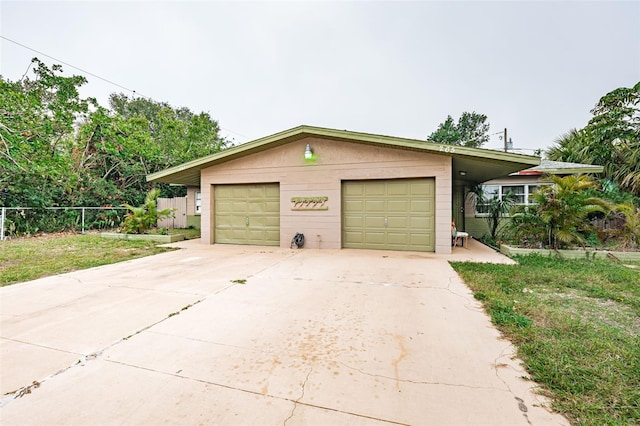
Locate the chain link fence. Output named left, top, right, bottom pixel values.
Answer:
left=0, top=207, right=127, bottom=240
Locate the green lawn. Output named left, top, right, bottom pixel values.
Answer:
left=0, top=232, right=184, bottom=286
left=451, top=255, right=640, bottom=425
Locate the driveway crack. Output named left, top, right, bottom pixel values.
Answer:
left=338, top=361, right=504, bottom=392
left=1, top=295, right=209, bottom=408
left=493, top=343, right=535, bottom=425
left=283, top=367, right=312, bottom=426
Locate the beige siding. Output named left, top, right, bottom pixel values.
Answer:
left=201, top=137, right=452, bottom=253
left=186, top=186, right=199, bottom=216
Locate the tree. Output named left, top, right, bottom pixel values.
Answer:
left=0, top=58, right=96, bottom=207
left=1, top=57, right=228, bottom=216
left=509, top=175, right=609, bottom=249
left=547, top=82, right=640, bottom=196
left=428, top=112, right=490, bottom=148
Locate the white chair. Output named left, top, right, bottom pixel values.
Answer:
left=451, top=222, right=469, bottom=248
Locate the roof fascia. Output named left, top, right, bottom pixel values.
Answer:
left=147, top=125, right=540, bottom=183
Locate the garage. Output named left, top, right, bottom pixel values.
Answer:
left=148, top=125, right=541, bottom=253
left=214, top=183, right=280, bottom=246
left=342, top=178, right=435, bottom=252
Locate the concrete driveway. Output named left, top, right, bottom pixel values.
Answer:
left=0, top=240, right=567, bottom=425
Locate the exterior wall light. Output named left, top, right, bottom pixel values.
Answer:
left=459, top=170, right=467, bottom=176
left=304, top=144, right=313, bottom=160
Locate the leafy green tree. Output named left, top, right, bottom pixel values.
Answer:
left=547, top=82, right=640, bottom=196
left=108, top=93, right=226, bottom=165
left=0, top=58, right=96, bottom=207
left=428, top=112, right=490, bottom=148
left=1, top=57, right=228, bottom=226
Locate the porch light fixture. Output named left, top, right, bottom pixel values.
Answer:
left=304, top=144, right=313, bottom=160
left=459, top=170, right=467, bottom=176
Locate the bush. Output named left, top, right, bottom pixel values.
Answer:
left=120, top=189, right=174, bottom=234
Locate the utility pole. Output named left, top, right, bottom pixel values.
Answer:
left=503, top=128, right=508, bottom=152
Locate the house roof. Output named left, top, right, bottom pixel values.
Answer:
left=147, top=125, right=541, bottom=187
left=514, top=159, right=604, bottom=176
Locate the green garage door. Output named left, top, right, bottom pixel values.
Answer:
left=342, top=178, right=435, bottom=252
left=214, top=183, right=280, bottom=246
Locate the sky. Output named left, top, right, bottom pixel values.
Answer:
left=1, top=1, right=639, bottom=154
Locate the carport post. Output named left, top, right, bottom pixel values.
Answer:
left=1, top=207, right=5, bottom=241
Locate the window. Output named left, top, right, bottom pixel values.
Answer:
left=475, top=185, right=498, bottom=214
left=195, top=191, right=201, bottom=214
left=475, top=183, right=541, bottom=215
left=528, top=185, right=540, bottom=203
left=502, top=185, right=525, bottom=204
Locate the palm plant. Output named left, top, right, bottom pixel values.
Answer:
left=120, top=188, right=174, bottom=234
left=614, top=203, right=640, bottom=249
left=527, top=175, right=610, bottom=249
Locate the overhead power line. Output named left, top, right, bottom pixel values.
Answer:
left=0, top=35, right=250, bottom=141
left=1, top=35, right=151, bottom=99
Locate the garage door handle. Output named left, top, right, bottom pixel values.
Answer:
left=384, top=217, right=388, bottom=227
left=245, top=216, right=250, bottom=226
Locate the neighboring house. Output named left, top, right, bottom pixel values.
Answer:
left=147, top=125, right=540, bottom=254
left=464, top=159, right=604, bottom=238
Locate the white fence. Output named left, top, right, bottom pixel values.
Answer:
left=157, top=197, right=187, bottom=229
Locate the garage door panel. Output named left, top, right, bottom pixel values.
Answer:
left=365, top=216, right=385, bottom=227
left=410, top=216, right=430, bottom=228
left=265, top=185, right=280, bottom=197
left=215, top=186, right=233, bottom=198
left=265, top=216, right=280, bottom=227
left=344, top=215, right=365, bottom=228
left=410, top=182, right=433, bottom=196
left=265, top=202, right=280, bottom=214
left=214, top=183, right=280, bottom=246
left=387, top=232, right=409, bottom=245
left=232, top=201, right=247, bottom=211
left=387, top=183, right=409, bottom=196
left=216, top=200, right=233, bottom=213
left=410, top=233, right=432, bottom=246
left=344, top=184, right=364, bottom=197
left=364, top=183, right=386, bottom=196
left=364, top=232, right=385, bottom=244
left=387, top=216, right=409, bottom=228
left=344, top=231, right=364, bottom=243
left=387, top=200, right=409, bottom=212
left=410, top=199, right=430, bottom=211
left=344, top=200, right=364, bottom=212
left=342, top=179, right=435, bottom=252
left=365, top=200, right=385, bottom=211
left=265, top=230, right=280, bottom=241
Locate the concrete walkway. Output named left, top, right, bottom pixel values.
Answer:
left=0, top=241, right=567, bottom=425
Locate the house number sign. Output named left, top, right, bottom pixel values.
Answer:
left=290, top=196, right=328, bottom=211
